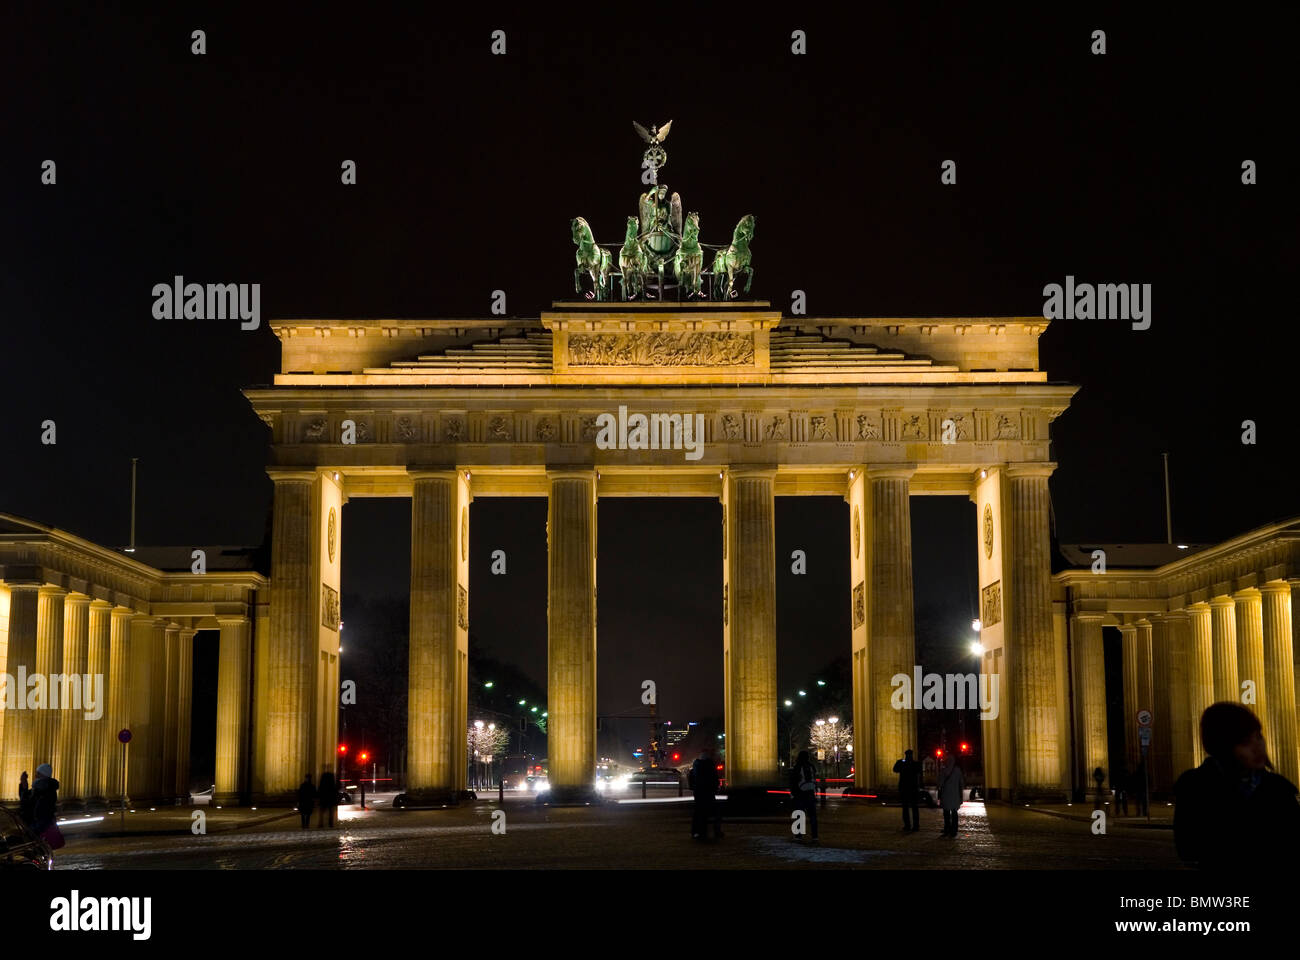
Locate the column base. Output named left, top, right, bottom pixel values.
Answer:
left=394, top=788, right=471, bottom=808
left=720, top=785, right=791, bottom=815
left=539, top=785, right=602, bottom=806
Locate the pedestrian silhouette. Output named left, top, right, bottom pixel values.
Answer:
left=688, top=746, right=723, bottom=840
left=360, top=777, right=366, bottom=810
left=297, top=773, right=315, bottom=829
left=939, top=753, right=964, bottom=836
left=893, top=749, right=921, bottom=832
left=1114, top=765, right=1129, bottom=816
left=1174, top=701, right=1300, bottom=869
left=791, top=749, right=819, bottom=841
left=1132, top=759, right=1149, bottom=817
left=17, top=771, right=32, bottom=826
left=317, top=771, right=338, bottom=827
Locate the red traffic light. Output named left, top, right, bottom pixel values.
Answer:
left=358, top=751, right=369, bottom=762
left=960, top=742, right=970, bottom=753
left=338, top=744, right=348, bottom=755
left=671, top=752, right=681, bottom=762
left=935, top=748, right=944, bottom=758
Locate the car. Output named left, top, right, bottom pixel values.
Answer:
left=0, top=806, right=52, bottom=870
left=627, top=767, right=681, bottom=784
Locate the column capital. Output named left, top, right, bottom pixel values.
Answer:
left=64, top=592, right=92, bottom=607
left=1071, top=611, right=1106, bottom=623
left=2, top=579, right=42, bottom=590
left=216, top=615, right=250, bottom=627
left=1233, top=586, right=1262, bottom=600
left=1209, top=595, right=1236, bottom=609
left=265, top=468, right=319, bottom=484
left=545, top=468, right=598, bottom=482
left=1261, top=580, right=1292, bottom=597
left=88, top=598, right=114, bottom=611
left=864, top=464, right=916, bottom=481
left=724, top=465, right=777, bottom=480
left=1004, top=461, right=1058, bottom=479
left=1118, top=622, right=1137, bottom=635
left=1186, top=600, right=1211, bottom=612
left=409, top=469, right=462, bottom=482
left=38, top=584, right=68, bottom=599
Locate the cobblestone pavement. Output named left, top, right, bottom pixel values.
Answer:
left=50, top=795, right=1186, bottom=869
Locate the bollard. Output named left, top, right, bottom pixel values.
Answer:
left=499, top=778, right=504, bottom=803
left=642, top=779, right=647, bottom=799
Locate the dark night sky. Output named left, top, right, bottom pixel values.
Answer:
left=2, top=7, right=1294, bottom=731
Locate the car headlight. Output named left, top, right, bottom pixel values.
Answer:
left=536, top=781, right=550, bottom=792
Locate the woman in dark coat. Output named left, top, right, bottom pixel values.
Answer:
left=1174, top=702, right=1300, bottom=869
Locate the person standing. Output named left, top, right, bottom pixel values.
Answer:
left=1175, top=702, right=1300, bottom=869
left=359, top=777, right=366, bottom=811
left=893, top=749, right=921, bottom=832
left=297, top=773, right=315, bottom=829
left=791, top=750, right=819, bottom=841
left=317, top=771, right=338, bottom=828
left=938, top=753, right=964, bottom=837
left=17, top=771, right=33, bottom=825
left=689, top=747, right=723, bottom=840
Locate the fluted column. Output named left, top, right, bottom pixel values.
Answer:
left=0, top=584, right=40, bottom=801
left=1165, top=612, right=1195, bottom=780
left=867, top=467, right=915, bottom=792
left=1209, top=596, right=1238, bottom=702
left=263, top=473, right=315, bottom=799
left=102, top=608, right=133, bottom=800
left=548, top=471, right=598, bottom=799
left=1149, top=616, right=1175, bottom=792
left=215, top=617, right=252, bottom=805
left=408, top=471, right=471, bottom=801
left=1186, top=603, right=1214, bottom=766
left=1070, top=614, right=1108, bottom=787
left=1260, top=583, right=1299, bottom=784
left=160, top=624, right=180, bottom=803
left=84, top=601, right=113, bottom=801
left=34, top=586, right=67, bottom=775
left=174, top=628, right=195, bottom=800
left=1120, top=623, right=1138, bottom=769
left=58, top=594, right=91, bottom=801
left=1005, top=465, right=1063, bottom=798
left=845, top=468, right=871, bottom=788
left=1232, top=590, right=1267, bottom=745
left=127, top=617, right=167, bottom=803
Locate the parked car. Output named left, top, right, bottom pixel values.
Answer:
left=0, top=806, right=52, bottom=870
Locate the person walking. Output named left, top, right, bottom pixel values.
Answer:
left=297, top=773, right=315, bottom=829
left=1175, top=702, right=1300, bottom=869
left=17, top=771, right=33, bottom=826
left=30, top=764, right=59, bottom=833
left=893, top=749, right=921, bottom=832
left=688, top=746, right=723, bottom=840
left=317, top=771, right=338, bottom=828
left=938, top=753, right=964, bottom=837
left=791, top=750, right=819, bottom=841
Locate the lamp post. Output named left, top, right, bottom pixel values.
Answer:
left=828, top=717, right=841, bottom=778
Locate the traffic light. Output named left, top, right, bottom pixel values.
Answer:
left=358, top=751, right=369, bottom=763
left=671, top=752, right=681, bottom=763
left=338, top=744, right=348, bottom=756
left=935, top=748, right=944, bottom=758
left=959, top=742, right=970, bottom=754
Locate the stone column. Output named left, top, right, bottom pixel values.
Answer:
left=85, top=600, right=113, bottom=801
left=263, top=473, right=315, bottom=799
left=548, top=470, right=598, bottom=799
left=845, top=468, right=871, bottom=788
left=1233, top=589, right=1267, bottom=744
left=1070, top=614, right=1107, bottom=790
left=215, top=617, right=252, bottom=805
left=58, top=594, right=91, bottom=802
left=1149, top=616, right=1175, bottom=793
left=1209, top=595, right=1238, bottom=702
left=867, top=467, right=915, bottom=793
left=160, top=624, right=181, bottom=803
left=0, top=583, right=40, bottom=801
left=175, top=628, right=195, bottom=800
left=1260, top=583, right=1299, bottom=785
left=34, top=586, right=67, bottom=775
left=1186, top=602, right=1214, bottom=766
left=1005, top=465, right=1063, bottom=799
left=103, top=608, right=133, bottom=801
left=1135, top=619, right=1154, bottom=777
left=1165, top=612, right=1195, bottom=781
left=128, top=617, right=168, bottom=804
left=408, top=471, right=471, bottom=802
left=1120, top=623, right=1139, bottom=769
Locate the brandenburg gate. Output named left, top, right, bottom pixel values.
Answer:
left=243, top=303, right=1078, bottom=803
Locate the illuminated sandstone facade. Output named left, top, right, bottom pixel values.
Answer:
left=0, top=517, right=266, bottom=806
left=244, top=302, right=1077, bottom=802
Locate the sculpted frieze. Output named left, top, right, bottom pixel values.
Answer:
left=568, top=332, right=754, bottom=367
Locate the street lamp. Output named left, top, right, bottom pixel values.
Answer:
left=970, top=640, right=985, bottom=657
